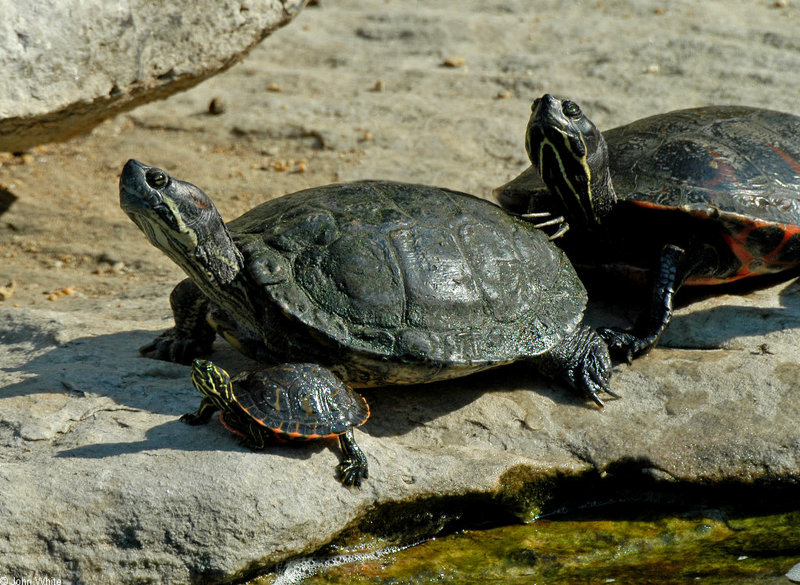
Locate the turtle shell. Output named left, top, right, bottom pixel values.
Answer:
left=608, top=106, right=800, bottom=281
left=500, top=106, right=800, bottom=283
left=606, top=106, right=800, bottom=222
left=228, top=363, right=369, bottom=440
left=228, top=181, right=586, bottom=368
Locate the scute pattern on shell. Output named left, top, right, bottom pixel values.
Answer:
left=607, top=106, right=800, bottom=226
left=228, top=181, right=586, bottom=365
left=232, top=363, right=369, bottom=437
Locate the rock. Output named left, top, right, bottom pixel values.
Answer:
left=0, top=0, right=306, bottom=152
left=787, top=561, right=800, bottom=582
left=4, top=0, right=800, bottom=581
left=1, top=274, right=800, bottom=582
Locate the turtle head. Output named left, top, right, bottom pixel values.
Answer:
left=190, top=359, right=235, bottom=410
left=119, top=159, right=244, bottom=285
left=526, top=95, right=616, bottom=230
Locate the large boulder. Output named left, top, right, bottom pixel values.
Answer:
left=0, top=0, right=306, bottom=152
left=1, top=276, right=799, bottom=583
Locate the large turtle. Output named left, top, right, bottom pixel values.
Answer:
left=183, top=360, right=370, bottom=487
left=119, top=159, right=616, bottom=406
left=495, top=95, right=800, bottom=362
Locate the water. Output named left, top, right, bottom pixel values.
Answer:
left=255, top=501, right=800, bottom=585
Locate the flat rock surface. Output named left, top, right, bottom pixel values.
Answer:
left=0, top=0, right=305, bottom=151
left=1, top=1, right=800, bottom=583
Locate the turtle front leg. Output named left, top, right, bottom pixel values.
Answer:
left=599, top=244, right=705, bottom=363
left=180, top=397, right=219, bottom=425
left=535, top=323, right=618, bottom=407
left=140, top=279, right=216, bottom=364
left=337, top=430, right=369, bottom=488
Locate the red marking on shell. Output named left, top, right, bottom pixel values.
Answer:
left=692, top=218, right=800, bottom=284
left=624, top=200, right=675, bottom=211
left=768, top=144, right=800, bottom=176
left=699, top=148, right=739, bottom=189
left=622, top=201, right=800, bottom=284
left=270, top=428, right=339, bottom=441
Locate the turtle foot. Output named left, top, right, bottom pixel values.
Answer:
left=540, top=324, right=619, bottom=408
left=337, top=456, right=369, bottom=488
left=598, top=327, right=652, bottom=364
left=566, top=329, right=617, bottom=408
left=139, top=328, right=214, bottom=364
left=338, top=430, right=368, bottom=487
left=179, top=412, right=203, bottom=425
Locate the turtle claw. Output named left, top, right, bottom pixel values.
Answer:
left=548, top=222, right=570, bottom=240
left=139, top=328, right=214, bottom=364
left=517, top=211, right=570, bottom=240
left=547, top=325, right=618, bottom=408
left=337, top=457, right=369, bottom=488
left=180, top=398, right=218, bottom=426
left=179, top=412, right=204, bottom=425
left=598, top=327, right=650, bottom=364
left=579, top=361, right=616, bottom=409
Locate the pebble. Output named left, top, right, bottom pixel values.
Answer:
left=442, top=56, right=466, bottom=68
left=208, top=97, right=225, bottom=115
left=0, top=281, right=17, bottom=301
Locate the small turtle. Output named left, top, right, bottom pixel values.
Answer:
left=120, top=159, right=615, bottom=407
left=495, top=95, right=800, bottom=361
left=183, top=360, right=370, bottom=487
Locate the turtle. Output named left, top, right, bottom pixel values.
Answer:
left=494, top=94, right=800, bottom=362
left=182, top=359, right=370, bottom=487
left=119, top=159, right=616, bottom=406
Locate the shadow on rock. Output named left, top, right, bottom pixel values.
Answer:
left=0, top=187, right=17, bottom=217
left=1, top=328, right=258, bottom=415
left=360, top=363, right=592, bottom=439
left=582, top=271, right=800, bottom=350
left=2, top=323, right=599, bottom=453
left=55, top=416, right=331, bottom=463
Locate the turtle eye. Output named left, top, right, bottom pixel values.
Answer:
left=145, top=168, right=170, bottom=189
left=562, top=101, right=582, bottom=118
left=531, top=97, right=541, bottom=112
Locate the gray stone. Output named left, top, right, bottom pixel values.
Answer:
left=787, top=561, right=800, bottom=582
left=0, top=0, right=306, bottom=152
left=1, top=275, right=800, bottom=582
left=3, top=0, right=800, bottom=581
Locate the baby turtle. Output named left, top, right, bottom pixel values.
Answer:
left=183, top=360, right=370, bottom=487
left=120, top=159, right=615, bottom=406
left=496, top=95, right=800, bottom=361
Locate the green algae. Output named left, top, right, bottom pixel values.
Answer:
left=255, top=503, right=800, bottom=585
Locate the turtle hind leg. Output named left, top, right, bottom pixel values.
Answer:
left=140, top=279, right=216, bottom=364
left=598, top=243, right=708, bottom=363
left=536, top=323, right=617, bottom=407
left=337, top=430, right=368, bottom=488
left=180, top=397, right=219, bottom=426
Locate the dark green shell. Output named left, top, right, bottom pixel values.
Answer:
left=228, top=181, right=586, bottom=367
left=502, top=106, right=800, bottom=225
left=607, top=105, right=800, bottom=225
left=230, top=363, right=369, bottom=439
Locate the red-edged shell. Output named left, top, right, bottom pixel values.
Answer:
left=224, top=363, right=369, bottom=441
left=608, top=106, right=800, bottom=280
